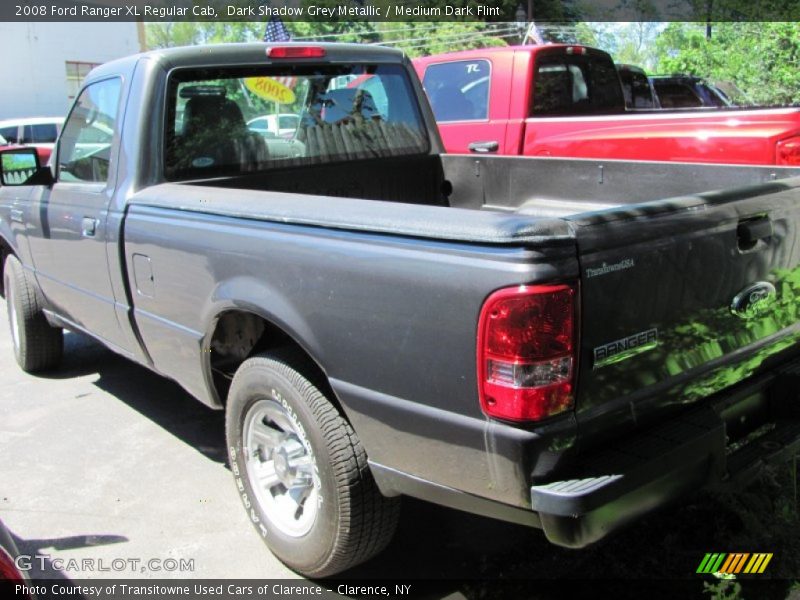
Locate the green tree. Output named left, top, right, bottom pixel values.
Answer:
left=654, top=22, right=800, bottom=105
left=146, top=19, right=515, bottom=58
left=576, top=22, right=663, bottom=70
left=145, top=22, right=207, bottom=48
left=366, top=22, right=512, bottom=57
left=146, top=21, right=269, bottom=47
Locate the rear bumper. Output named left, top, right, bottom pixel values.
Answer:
left=532, top=361, right=800, bottom=548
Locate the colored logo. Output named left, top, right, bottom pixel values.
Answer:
left=696, top=553, right=773, bottom=575
left=730, top=281, right=777, bottom=319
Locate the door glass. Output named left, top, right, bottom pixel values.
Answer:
left=652, top=82, right=704, bottom=108
left=422, top=60, right=490, bottom=122
left=0, top=126, right=19, bottom=143
left=32, top=123, right=59, bottom=143
left=58, top=78, right=122, bottom=183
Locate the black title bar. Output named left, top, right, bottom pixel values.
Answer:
left=3, top=0, right=799, bottom=22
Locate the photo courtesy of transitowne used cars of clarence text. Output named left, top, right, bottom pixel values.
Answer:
left=1, top=41, right=800, bottom=578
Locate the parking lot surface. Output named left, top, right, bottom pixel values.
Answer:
left=0, top=294, right=534, bottom=588
left=2, top=295, right=798, bottom=599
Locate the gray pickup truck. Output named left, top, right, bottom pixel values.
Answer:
left=2, top=43, right=800, bottom=577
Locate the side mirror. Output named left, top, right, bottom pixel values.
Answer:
left=0, top=148, right=53, bottom=187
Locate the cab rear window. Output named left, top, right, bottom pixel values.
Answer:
left=531, top=53, right=624, bottom=116
left=164, top=64, right=429, bottom=181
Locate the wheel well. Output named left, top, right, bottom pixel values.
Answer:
left=208, top=310, right=338, bottom=410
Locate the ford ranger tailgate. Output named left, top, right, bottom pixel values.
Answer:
left=570, top=178, right=800, bottom=433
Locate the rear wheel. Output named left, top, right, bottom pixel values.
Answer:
left=3, top=255, right=63, bottom=372
left=225, top=350, right=399, bottom=577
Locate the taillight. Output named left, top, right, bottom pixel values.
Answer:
left=477, top=283, right=577, bottom=422
left=0, top=546, right=24, bottom=582
left=776, top=136, right=800, bottom=166
left=267, top=46, right=326, bottom=59
left=565, top=46, right=587, bottom=55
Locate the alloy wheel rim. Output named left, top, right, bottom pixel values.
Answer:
left=243, top=398, right=318, bottom=537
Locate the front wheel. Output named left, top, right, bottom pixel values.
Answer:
left=225, top=350, right=400, bottom=577
left=3, top=255, right=62, bottom=373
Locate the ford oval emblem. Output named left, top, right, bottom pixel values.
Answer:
left=730, top=281, right=777, bottom=319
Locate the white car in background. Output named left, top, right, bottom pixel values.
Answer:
left=0, top=117, right=64, bottom=157
left=246, top=113, right=304, bottom=160
left=247, top=113, right=300, bottom=139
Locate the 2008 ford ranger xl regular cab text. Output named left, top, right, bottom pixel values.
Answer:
left=2, top=43, right=800, bottom=577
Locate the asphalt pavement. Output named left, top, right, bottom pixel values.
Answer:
left=0, top=294, right=534, bottom=589
left=0, top=297, right=298, bottom=580
left=2, top=294, right=798, bottom=599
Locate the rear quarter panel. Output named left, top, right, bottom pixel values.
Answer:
left=123, top=200, right=578, bottom=506
left=523, top=108, right=800, bottom=164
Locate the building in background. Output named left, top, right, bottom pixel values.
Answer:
left=0, top=22, right=145, bottom=119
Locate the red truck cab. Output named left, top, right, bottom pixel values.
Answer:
left=413, top=45, right=800, bottom=165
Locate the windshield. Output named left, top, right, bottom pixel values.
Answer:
left=165, top=64, right=428, bottom=181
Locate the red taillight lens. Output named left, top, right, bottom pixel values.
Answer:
left=477, top=284, right=577, bottom=422
left=565, top=46, right=587, bottom=55
left=0, top=546, right=24, bottom=582
left=267, top=46, right=326, bottom=59
left=776, top=136, right=800, bottom=166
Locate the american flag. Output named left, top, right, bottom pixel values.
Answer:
left=263, top=15, right=296, bottom=89
left=263, top=16, right=291, bottom=42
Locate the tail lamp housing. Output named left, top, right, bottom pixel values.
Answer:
left=477, top=283, right=577, bottom=422
left=776, top=136, right=800, bottom=166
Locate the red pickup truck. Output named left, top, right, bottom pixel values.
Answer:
left=413, top=45, right=800, bottom=166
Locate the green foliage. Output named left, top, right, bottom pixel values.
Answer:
left=372, top=22, right=511, bottom=57
left=654, top=22, right=800, bottom=105
left=145, top=21, right=267, bottom=48
left=682, top=0, right=799, bottom=22
left=576, top=22, right=663, bottom=70
left=703, top=579, right=743, bottom=600
left=145, top=19, right=515, bottom=58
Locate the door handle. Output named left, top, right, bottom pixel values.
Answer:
left=10, top=208, right=23, bottom=223
left=468, top=141, right=499, bottom=154
left=81, top=217, right=98, bottom=237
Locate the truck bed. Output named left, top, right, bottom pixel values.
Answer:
left=135, top=153, right=800, bottom=223
left=123, top=152, right=800, bottom=545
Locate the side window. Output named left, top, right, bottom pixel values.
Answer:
left=630, top=72, right=656, bottom=108
left=0, top=126, right=19, bottom=143
left=653, top=83, right=703, bottom=109
left=423, top=60, right=490, bottom=122
left=22, top=125, right=33, bottom=144
left=58, top=78, right=122, bottom=183
left=33, top=123, right=59, bottom=143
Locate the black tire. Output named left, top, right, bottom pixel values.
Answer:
left=3, top=255, right=63, bottom=373
left=225, top=349, right=399, bottom=577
